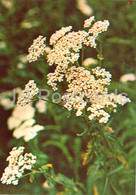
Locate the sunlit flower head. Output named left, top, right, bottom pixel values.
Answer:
left=88, top=20, right=110, bottom=37
left=27, top=35, right=46, bottom=62
left=49, top=26, right=72, bottom=45
left=84, top=16, right=95, bottom=28
left=17, top=80, right=39, bottom=106
left=1, top=147, right=36, bottom=185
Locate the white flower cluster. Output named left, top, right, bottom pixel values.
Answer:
left=84, top=16, right=110, bottom=37
left=47, top=30, right=90, bottom=67
left=0, top=90, right=15, bottom=110
left=26, top=17, right=130, bottom=123
left=61, top=65, right=131, bottom=123
left=7, top=104, right=35, bottom=130
left=27, top=35, right=46, bottom=62
left=87, top=93, right=131, bottom=123
left=47, top=17, right=110, bottom=91
left=88, top=20, right=110, bottom=37
left=49, top=26, right=72, bottom=45
left=84, top=16, right=95, bottom=28
left=17, top=80, right=39, bottom=106
left=7, top=104, right=44, bottom=142
left=13, top=119, right=44, bottom=142
left=47, top=30, right=96, bottom=90
left=62, top=66, right=109, bottom=119
left=120, top=73, right=136, bottom=83
left=77, top=0, right=93, bottom=16
left=1, top=147, right=36, bottom=185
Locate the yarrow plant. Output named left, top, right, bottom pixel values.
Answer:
left=1, top=16, right=132, bottom=194
left=1, top=147, right=36, bottom=185
left=21, top=16, right=130, bottom=124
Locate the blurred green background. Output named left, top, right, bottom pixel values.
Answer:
left=0, top=0, right=135, bottom=194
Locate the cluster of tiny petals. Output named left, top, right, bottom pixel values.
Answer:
left=47, top=30, right=97, bottom=91
left=84, top=16, right=95, bottom=28
left=17, top=80, right=39, bottom=106
left=47, top=30, right=96, bottom=66
left=0, top=147, right=36, bottom=185
left=25, top=17, right=130, bottom=123
left=83, top=36, right=97, bottom=48
left=49, top=26, right=72, bottom=45
left=27, top=35, right=46, bottom=62
left=61, top=66, right=131, bottom=123
left=47, top=18, right=110, bottom=91
left=88, top=20, right=110, bottom=37
left=92, top=66, right=112, bottom=85
left=87, top=93, right=131, bottom=123
left=62, top=66, right=111, bottom=117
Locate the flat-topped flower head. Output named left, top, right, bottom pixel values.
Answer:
left=27, top=35, right=46, bottom=62
left=17, top=80, right=39, bottom=106
left=49, top=26, right=72, bottom=45
left=88, top=20, right=110, bottom=37
left=1, top=147, right=36, bottom=185
left=61, top=66, right=130, bottom=123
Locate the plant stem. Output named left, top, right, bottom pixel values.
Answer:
left=41, top=98, right=64, bottom=108
left=98, top=127, right=107, bottom=171
left=81, top=48, right=84, bottom=66
left=99, top=39, right=103, bottom=67
left=103, top=177, right=109, bottom=195
left=20, top=170, right=42, bottom=179
left=83, top=114, right=91, bottom=135
left=20, top=172, right=32, bottom=179
left=96, top=47, right=100, bottom=54
left=76, top=61, right=81, bottom=67
left=108, top=165, right=124, bottom=176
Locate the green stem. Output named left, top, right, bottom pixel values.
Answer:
left=77, top=114, right=90, bottom=136
left=108, top=165, right=124, bottom=176
left=99, top=40, right=103, bottom=67
left=96, top=47, right=100, bottom=54
left=20, top=170, right=43, bottom=180
left=74, top=166, right=80, bottom=182
left=81, top=48, right=84, bottom=66
left=98, top=128, right=107, bottom=171
left=20, top=172, right=32, bottom=179
left=41, top=98, right=64, bottom=108
left=100, top=127, right=115, bottom=155
left=83, top=113, right=90, bottom=129
left=103, top=177, right=109, bottom=195
left=76, top=61, right=80, bottom=67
